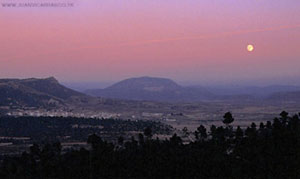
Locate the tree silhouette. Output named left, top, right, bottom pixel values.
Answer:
left=195, top=125, right=207, bottom=140
left=170, top=133, right=182, bottom=146
left=144, top=127, right=153, bottom=139
left=235, top=126, right=243, bottom=139
left=280, top=111, right=288, bottom=118
left=138, top=133, right=145, bottom=144
left=30, top=143, right=40, bottom=157
left=280, top=111, right=289, bottom=124
left=223, top=112, right=234, bottom=126
left=87, top=134, right=103, bottom=149
left=117, top=136, right=124, bottom=146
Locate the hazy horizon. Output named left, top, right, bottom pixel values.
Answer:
left=2, top=74, right=300, bottom=90
left=61, top=75, right=300, bottom=91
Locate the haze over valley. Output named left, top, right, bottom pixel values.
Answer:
left=1, top=76, right=300, bottom=132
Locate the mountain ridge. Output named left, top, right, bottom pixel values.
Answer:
left=1, top=76, right=299, bottom=108
left=85, top=76, right=214, bottom=102
left=0, top=77, right=86, bottom=108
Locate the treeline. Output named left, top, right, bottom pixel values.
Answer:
left=0, top=111, right=300, bottom=178
left=0, top=116, right=172, bottom=142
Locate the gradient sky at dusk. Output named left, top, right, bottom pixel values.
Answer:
left=0, top=0, right=300, bottom=85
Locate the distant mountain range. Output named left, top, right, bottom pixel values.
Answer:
left=267, top=91, right=300, bottom=101
left=85, top=76, right=300, bottom=102
left=201, top=85, right=300, bottom=98
left=0, top=76, right=299, bottom=109
left=0, top=77, right=86, bottom=108
left=85, top=76, right=214, bottom=102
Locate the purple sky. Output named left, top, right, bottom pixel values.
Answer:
left=0, top=0, right=299, bottom=85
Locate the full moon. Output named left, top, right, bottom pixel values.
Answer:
left=247, top=44, right=254, bottom=52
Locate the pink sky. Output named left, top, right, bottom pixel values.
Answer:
left=0, top=0, right=300, bottom=84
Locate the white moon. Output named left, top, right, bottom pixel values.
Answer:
left=247, top=45, right=254, bottom=52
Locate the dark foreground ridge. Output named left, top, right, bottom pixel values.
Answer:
left=0, top=111, right=299, bottom=178
left=0, top=116, right=172, bottom=143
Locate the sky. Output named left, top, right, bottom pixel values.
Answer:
left=0, top=0, right=300, bottom=85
